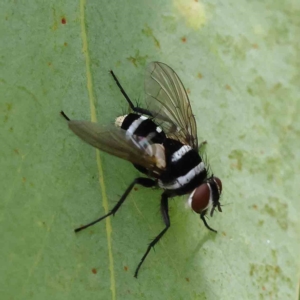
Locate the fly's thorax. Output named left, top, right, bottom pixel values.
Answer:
left=158, top=139, right=207, bottom=195
left=188, top=177, right=222, bottom=215
left=163, top=138, right=185, bottom=157
left=159, top=161, right=205, bottom=190
left=171, top=145, right=192, bottom=162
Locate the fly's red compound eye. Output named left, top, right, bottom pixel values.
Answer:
left=189, top=184, right=211, bottom=214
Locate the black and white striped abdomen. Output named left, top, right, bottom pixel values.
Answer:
left=159, top=140, right=208, bottom=196
left=115, top=113, right=166, bottom=143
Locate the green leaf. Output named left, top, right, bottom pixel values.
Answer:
left=1, top=0, right=299, bottom=299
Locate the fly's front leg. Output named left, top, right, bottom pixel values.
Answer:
left=134, top=192, right=170, bottom=278
left=200, top=210, right=217, bottom=233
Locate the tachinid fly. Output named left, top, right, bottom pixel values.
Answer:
left=61, top=62, right=222, bottom=278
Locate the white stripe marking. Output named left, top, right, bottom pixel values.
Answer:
left=159, top=161, right=205, bottom=190
left=187, top=189, right=196, bottom=208
left=206, top=183, right=213, bottom=210
left=126, top=116, right=147, bottom=136
left=156, top=126, right=162, bottom=133
left=171, top=145, right=192, bottom=162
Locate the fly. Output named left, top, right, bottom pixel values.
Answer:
left=61, top=62, right=223, bottom=278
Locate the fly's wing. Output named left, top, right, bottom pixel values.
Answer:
left=67, top=120, right=162, bottom=176
left=145, top=62, right=198, bottom=149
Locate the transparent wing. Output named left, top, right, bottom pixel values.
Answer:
left=67, top=120, right=162, bottom=175
left=145, top=62, right=198, bottom=149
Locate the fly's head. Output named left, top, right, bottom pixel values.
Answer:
left=188, top=176, right=222, bottom=217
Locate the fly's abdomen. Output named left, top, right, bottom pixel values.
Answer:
left=115, top=113, right=165, bottom=143
left=115, top=113, right=166, bottom=175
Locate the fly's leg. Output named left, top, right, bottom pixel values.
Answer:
left=74, top=178, right=156, bottom=232
left=61, top=111, right=70, bottom=121
left=134, top=192, right=170, bottom=278
left=110, top=70, right=154, bottom=117
left=200, top=211, right=217, bottom=233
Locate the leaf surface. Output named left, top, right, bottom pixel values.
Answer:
left=1, top=0, right=300, bottom=299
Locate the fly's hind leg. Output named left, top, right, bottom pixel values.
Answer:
left=74, top=177, right=156, bottom=232
left=110, top=70, right=154, bottom=117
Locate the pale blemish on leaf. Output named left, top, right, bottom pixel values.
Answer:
left=229, top=149, right=244, bottom=171
left=249, top=262, right=293, bottom=299
left=51, top=7, right=58, bottom=30
left=173, top=0, right=206, bottom=30
left=262, top=197, right=288, bottom=231
left=253, top=24, right=265, bottom=36
left=142, top=25, right=160, bottom=48
left=127, top=50, right=148, bottom=67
